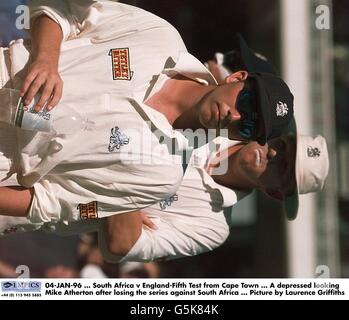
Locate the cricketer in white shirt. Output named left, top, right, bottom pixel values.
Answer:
left=0, top=133, right=330, bottom=262
left=0, top=137, right=246, bottom=261
left=0, top=1, right=223, bottom=225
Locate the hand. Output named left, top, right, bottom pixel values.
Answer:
left=140, top=212, right=157, bottom=230
left=20, top=57, right=63, bottom=112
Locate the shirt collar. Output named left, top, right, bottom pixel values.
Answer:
left=135, top=51, right=217, bottom=151
left=129, top=99, right=192, bottom=153
left=163, top=51, right=218, bottom=85
left=143, top=51, right=218, bottom=102
left=189, top=137, right=249, bottom=208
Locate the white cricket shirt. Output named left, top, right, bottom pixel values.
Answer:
left=0, top=138, right=250, bottom=262
left=120, top=137, right=249, bottom=262
left=1, top=1, right=214, bottom=224
left=25, top=138, right=247, bottom=261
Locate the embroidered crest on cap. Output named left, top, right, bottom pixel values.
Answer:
left=78, top=201, right=98, bottom=220
left=276, top=101, right=288, bottom=117
left=307, top=146, right=321, bottom=158
left=108, top=126, right=130, bottom=152
left=109, top=48, right=134, bottom=80
left=159, top=194, right=178, bottom=210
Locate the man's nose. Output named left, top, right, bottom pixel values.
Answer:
left=230, top=109, right=241, bottom=121
left=267, top=148, right=277, bottom=159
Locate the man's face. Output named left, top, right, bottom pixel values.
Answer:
left=234, top=135, right=297, bottom=197
left=196, top=80, right=246, bottom=140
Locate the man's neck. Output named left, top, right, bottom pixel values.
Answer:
left=144, top=74, right=214, bottom=127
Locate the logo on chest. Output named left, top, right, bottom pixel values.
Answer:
left=159, top=194, right=179, bottom=210
left=109, top=48, right=134, bottom=80
left=77, top=201, right=98, bottom=220
left=108, top=126, right=130, bottom=152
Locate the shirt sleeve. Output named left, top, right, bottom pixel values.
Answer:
left=30, top=0, right=113, bottom=41
left=30, top=1, right=174, bottom=42
left=27, top=162, right=183, bottom=224
left=30, top=0, right=74, bottom=41
left=118, top=215, right=230, bottom=262
left=28, top=175, right=148, bottom=224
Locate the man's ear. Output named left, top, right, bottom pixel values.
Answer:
left=224, top=71, right=249, bottom=84
left=264, top=188, right=285, bottom=201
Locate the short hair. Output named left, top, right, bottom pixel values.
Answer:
left=223, top=50, right=246, bottom=73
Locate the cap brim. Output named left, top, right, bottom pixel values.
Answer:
left=283, top=120, right=299, bottom=221
left=235, top=33, right=278, bottom=75
left=235, top=33, right=258, bottom=71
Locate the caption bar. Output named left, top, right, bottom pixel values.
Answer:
left=0, top=279, right=348, bottom=300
